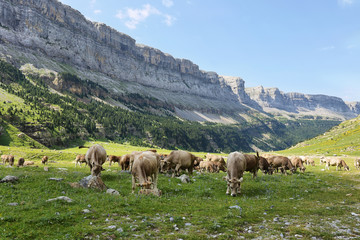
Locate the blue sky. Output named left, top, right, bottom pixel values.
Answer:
left=58, top=0, right=360, bottom=102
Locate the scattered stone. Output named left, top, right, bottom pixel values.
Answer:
left=106, top=225, right=117, bottom=230
left=106, top=189, right=120, bottom=195
left=185, top=223, right=192, bottom=227
left=88, top=204, right=92, bottom=208
left=44, top=166, right=49, bottom=171
left=57, top=168, right=68, bottom=171
left=177, top=174, right=190, bottom=183
left=173, top=224, right=179, bottom=231
left=351, top=212, right=359, bottom=216
left=259, top=225, right=265, bottom=229
left=117, top=227, right=123, bottom=233
left=8, top=202, right=18, bottom=206
left=346, top=193, right=353, bottom=197
left=295, top=234, right=303, bottom=238
left=273, top=217, right=280, bottom=222
left=284, top=222, right=291, bottom=226
left=75, top=175, right=107, bottom=191
left=82, top=209, right=91, bottom=213
left=49, top=178, right=63, bottom=181
left=229, top=205, right=241, bottom=210
left=46, top=196, right=73, bottom=203
left=169, top=217, right=174, bottom=222
left=0, top=175, right=19, bottom=183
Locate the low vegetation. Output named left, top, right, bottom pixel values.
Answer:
left=0, top=143, right=360, bottom=239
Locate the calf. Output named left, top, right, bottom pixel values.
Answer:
left=119, top=154, right=131, bottom=170
left=355, top=158, right=360, bottom=170
left=41, top=156, right=48, bottom=165
left=108, top=155, right=121, bottom=166
left=17, top=157, right=25, bottom=167
left=226, top=151, right=246, bottom=197
left=199, top=161, right=217, bottom=173
left=131, top=151, right=160, bottom=193
left=75, top=154, right=87, bottom=167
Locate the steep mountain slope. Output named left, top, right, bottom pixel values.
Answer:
left=0, top=0, right=358, bottom=123
left=282, top=115, right=360, bottom=156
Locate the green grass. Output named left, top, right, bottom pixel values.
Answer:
left=1, top=144, right=360, bottom=239
left=281, top=115, right=360, bottom=156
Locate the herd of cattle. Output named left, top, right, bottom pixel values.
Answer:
left=1, top=144, right=359, bottom=197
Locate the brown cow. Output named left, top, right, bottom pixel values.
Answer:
left=24, top=161, right=35, bottom=166
left=131, top=151, right=160, bottom=193
left=108, top=155, right=121, bottom=166
left=119, top=154, right=131, bottom=170
left=17, top=157, right=25, bottom=167
left=267, top=156, right=295, bottom=175
left=199, top=161, right=217, bottom=173
left=75, top=154, right=87, bottom=167
left=291, top=157, right=306, bottom=172
left=161, top=150, right=196, bottom=177
left=226, top=152, right=246, bottom=197
left=85, top=144, right=107, bottom=176
left=41, top=156, right=48, bottom=165
left=244, top=152, right=260, bottom=178
left=325, top=158, right=350, bottom=171
left=1, top=154, right=14, bottom=166
left=259, top=156, right=273, bottom=175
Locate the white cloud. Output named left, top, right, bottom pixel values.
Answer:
left=90, top=0, right=96, bottom=7
left=338, top=0, right=354, bottom=6
left=93, top=9, right=101, bottom=14
left=162, top=0, right=174, bottom=8
left=164, top=14, right=176, bottom=26
left=116, top=4, right=175, bottom=29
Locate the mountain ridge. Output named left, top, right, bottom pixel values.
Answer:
left=0, top=0, right=358, bottom=123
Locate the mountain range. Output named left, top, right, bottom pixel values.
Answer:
left=0, top=0, right=358, bottom=152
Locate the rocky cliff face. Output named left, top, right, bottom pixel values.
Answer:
left=0, top=0, right=358, bottom=122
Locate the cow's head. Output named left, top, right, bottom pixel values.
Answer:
left=227, top=177, right=243, bottom=197
left=344, top=165, right=350, bottom=171
left=160, top=160, right=169, bottom=173
left=300, top=167, right=306, bottom=173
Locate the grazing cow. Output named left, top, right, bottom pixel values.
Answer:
left=24, top=161, right=35, bottom=166
left=354, top=158, right=360, bottom=170
left=259, top=156, right=273, bottom=175
left=159, top=154, right=168, bottom=160
left=194, top=157, right=203, bottom=167
left=1, top=154, right=15, bottom=166
left=108, top=155, right=121, bottom=166
left=41, top=156, right=48, bottom=165
left=267, top=156, right=295, bottom=175
left=205, top=153, right=224, bottom=162
left=320, top=157, right=327, bottom=165
left=325, top=158, right=350, bottom=171
left=162, top=150, right=196, bottom=177
left=291, top=157, right=306, bottom=173
left=199, top=161, right=218, bottom=173
left=131, top=151, right=160, bottom=193
left=226, top=152, right=246, bottom=197
left=85, top=144, right=107, bottom=176
left=119, top=154, right=131, bottom=170
left=17, top=157, right=25, bottom=167
left=244, top=152, right=260, bottom=178
left=75, top=154, right=87, bottom=167
left=213, top=158, right=226, bottom=172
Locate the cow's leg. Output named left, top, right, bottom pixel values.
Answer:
left=131, top=175, right=136, bottom=193
left=153, top=172, right=158, bottom=190
left=226, top=184, right=230, bottom=195
left=174, top=164, right=182, bottom=177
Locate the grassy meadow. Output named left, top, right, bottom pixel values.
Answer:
left=1, top=142, right=360, bottom=239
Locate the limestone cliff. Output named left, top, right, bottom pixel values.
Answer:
left=0, top=0, right=358, bottom=122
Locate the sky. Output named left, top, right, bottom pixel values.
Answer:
left=58, top=0, right=360, bottom=102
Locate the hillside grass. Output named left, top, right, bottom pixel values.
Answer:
left=281, top=115, right=360, bottom=156
left=0, top=144, right=360, bottom=239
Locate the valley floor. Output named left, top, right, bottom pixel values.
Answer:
left=0, top=145, right=360, bottom=239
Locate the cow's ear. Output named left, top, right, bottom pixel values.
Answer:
left=238, top=177, right=243, bottom=183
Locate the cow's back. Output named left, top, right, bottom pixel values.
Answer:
left=227, top=152, right=246, bottom=179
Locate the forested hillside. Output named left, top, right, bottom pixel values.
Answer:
left=0, top=61, right=340, bottom=152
